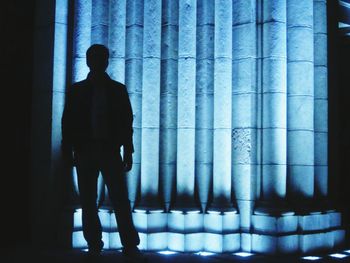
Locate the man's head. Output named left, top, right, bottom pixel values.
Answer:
left=86, top=44, right=109, bottom=73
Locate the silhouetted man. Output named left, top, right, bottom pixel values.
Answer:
left=61, top=44, right=144, bottom=262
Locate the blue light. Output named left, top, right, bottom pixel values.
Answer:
left=207, top=210, right=221, bottom=215
left=149, top=209, right=164, bottom=213
left=158, top=250, right=178, bottom=255
left=234, top=252, right=253, bottom=257
left=302, top=256, right=322, bottom=261
left=134, top=209, right=147, bottom=213
left=195, top=251, right=215, bottom=256
left=186, top=210, right=201, bottom=214
left=329, top=253, right=348, bottom=259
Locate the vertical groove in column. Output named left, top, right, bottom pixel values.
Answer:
left=287, top=0, right=314, bottom=202
left=160, top=0, right=178, bottom=211
left=175, top=0, right=197, bottom=208
left=140, top=0, right=162, bottom=208
left=72, top=0, right=92, bottom=82
left=108, top=0, right=126, bottom=82
left=212, top=0, right=232, bottom=207
left=261, top=0, right=287, bottom=202
left=125, top=0, right=143, bottom=206
left=91, top=0, right=109, bottom=45
left=231, top=0, right=257, bottom=229
left=313, top=0, right=328, bottom=198
left=196, top=0, right=214, bottom=212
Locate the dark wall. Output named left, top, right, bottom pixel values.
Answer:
left=329, top=1, right=350, bottom=231
left=1, top=0, right=35, bottom=248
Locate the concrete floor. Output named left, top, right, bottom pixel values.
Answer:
left=2, top=247, right=350, bottom=263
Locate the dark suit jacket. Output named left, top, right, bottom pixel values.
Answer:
left=61, top=72, right=134, bottom=154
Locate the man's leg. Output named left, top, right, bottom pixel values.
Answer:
left=75, top=147, right=103, bottom=252
left=100, top=150, right=140, bottom=249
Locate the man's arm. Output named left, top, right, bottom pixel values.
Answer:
left=61, top=87, right=74, bottom=166
left=121, top=85, right=134, bottom=171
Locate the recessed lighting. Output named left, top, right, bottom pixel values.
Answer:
left=302, top=256, right=321, bottom=261
left=234, top=252, right=254, bottom=257
left=158, top=250, right=177, bottom=255
left=195, top=251, right=215, bottom=256
left=329, top=253, right=348, bottom=259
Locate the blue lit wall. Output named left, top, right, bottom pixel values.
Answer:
left=44, top=0, right=345, bottom=255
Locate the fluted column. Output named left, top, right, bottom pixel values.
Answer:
left=125, top=0, right=143, bottom=207
left=287, top=0, right=314, bottom=204
left=139, top=0, right=162, bottom=208
left=212, top=0, right=232, bottom=208
left=314, top=0, right=328, bottom=200
left=108, top=0, right=126, bottom=83
left=160, top=0, right=178, bottom=211
left=231, top=0, right=257, bottom=246
left=196, top=0, right=214, bottom=212
left=91, top=0, right=109, bottom=45
left=72, top=0, right=91, bottom=82
left=259, top=0, right=289, bottom=212
left=175, top=0, right=197, bottom=209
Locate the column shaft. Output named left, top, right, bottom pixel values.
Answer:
left=231, top=0, right=257, bottom=229
left=108, top=0, right=126, bottom=82
left=287, top=0, right=314, bottom=200
left=196, top=0, right=214, bottom=211
left=176, top=0, right=197, bottom=204
left=160, top=0, right=178, bottom=211
left=72, top=0, right=91, bottom=82
left=314, top=0, right=328, bottom=198
left=140, top=0, right=162, bottom=205
left=213, top=0, right=232, bottom=205
left=125, top=0, right=143, bottom=205
left=261, top=0, right=287, bottom=201
left=91, top=0, right=109, bottom=45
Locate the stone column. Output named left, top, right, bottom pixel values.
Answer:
left=252, top=0, right=298, bottom=254
left=174, top=0, right=197, bottom=209
left=72, top=0, right=91, bottom=82
left=91, top=0, right=109, bottom=45
left=195, top=0, right=213, bottom=214
left=202, top=0, right=240, bottom=253
left=258, top=0, right=290, bottom=212
left=139, top=0, right=162, bottom=209
left=313, top=0, right=328, bottom=200
left=231, top=0, right=258, bottom=251
left=108, top=0, right=126, bottom=83
left=287, top=0, right=314, bottom=205
left=212, top=0, right=233, bottom=209
left=125, top=0, right=143, bottom=208
left=134, top=0, right=167, bottom=251
left=160, top=0, right=178, bottom=212
left=168, top=0, right=202, bottom=253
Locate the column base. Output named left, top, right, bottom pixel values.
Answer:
left=204, top=207, right=240, bottom=253
left=168, top=209, right=204, bottom=252
left=298, top=209, right=345, bottom=253
left=132, top=209, right=168, bottom=251
left=252, top=201, right=346, bottom=254
left=252, top=201, right=298, bottom=254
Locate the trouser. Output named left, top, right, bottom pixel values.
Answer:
left=75, top=141, right=140, bottom=249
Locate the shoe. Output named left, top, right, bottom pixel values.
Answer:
left=88, top=240, right=104, bottom=257
left=122, top=246, right=147, bottom=263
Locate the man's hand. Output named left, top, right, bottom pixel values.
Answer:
left=123, top=151, right=133, bottom=172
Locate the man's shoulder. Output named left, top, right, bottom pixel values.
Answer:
left=71, top=79, right=89, bottom=89
left=109, top=79, right=126, bottom=89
